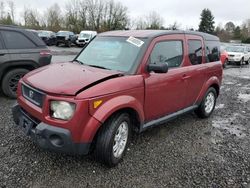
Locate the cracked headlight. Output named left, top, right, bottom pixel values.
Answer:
left=50, top=101, right=76, bottom=120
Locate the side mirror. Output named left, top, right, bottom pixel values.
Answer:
left=147, top=63, right=168, bottom=73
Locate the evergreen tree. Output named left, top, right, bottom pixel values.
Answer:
left=0, top=13, right=13, bottom=25
left=233, top=26, right=241, bottom=40
left=198, top=9, right=215, bottom=34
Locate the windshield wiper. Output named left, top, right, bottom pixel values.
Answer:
left=88, top=65, right=110, bottom=70
left=74, top=59, right=85, bottom=65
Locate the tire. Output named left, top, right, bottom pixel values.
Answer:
left=223, top=59, right=228, bottom=68
left=246, top=58, right=250, bottom=65
left=195, top=87, right=217, bottom=119
left=240, top=58, right=244, bottom=66
left=67, top=41, right=71, bottom=47
left=56, top=42, right=59, bottom=46
left=95, top=113, right=131, bottom=167
left=1, top=68, right=29, bottom=98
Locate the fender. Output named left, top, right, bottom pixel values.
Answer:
left=89, top=95, right=145, bottom=125
left=195, top=76, right=220, bottom=104
left=0, top=60, right=39, bottom=79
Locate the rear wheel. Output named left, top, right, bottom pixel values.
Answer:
left=95, top=113, right=131, bottom=167
left=195, top=87, right=217, bottom=118
left=246, top=58, right=250, bottom=65
left=1, top=68, right=29, bottom=98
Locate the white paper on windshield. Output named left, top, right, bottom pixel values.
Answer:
left=126, top=36, right=144, bottom=47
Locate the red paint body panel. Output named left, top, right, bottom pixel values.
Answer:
left=76, top=75, right=144, bottom=99
left=23, top=62, right=121, bottom=95
left=17, top=81, right=101, bottom=143
left=89, top=91, right=145, bottom=124
left=220, top=50, right=228, bottom=65
left=16, top=31, right=223, bottom=146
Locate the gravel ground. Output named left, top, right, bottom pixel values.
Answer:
left=0, top=65, right=250, bottom=188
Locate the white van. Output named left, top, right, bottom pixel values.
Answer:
left=76, top=31, right=97, bottom=46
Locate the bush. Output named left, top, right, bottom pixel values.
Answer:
left=242, top=37, right=250, bottom=44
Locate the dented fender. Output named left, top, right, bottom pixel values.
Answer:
left=89, top=95, right=145, bottom=125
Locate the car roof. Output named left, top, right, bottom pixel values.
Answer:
left=99, top=30, right=219, bottom=41
left=0, top=25, right=46, bottom=46
left=80, top=30, right=96, bottom=33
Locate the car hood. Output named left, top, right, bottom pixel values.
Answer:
left=227, top=52, right=243, bottom=56
left=78, top=37, right=89, bottom=40
left=23, top=62, right=123, bottom=95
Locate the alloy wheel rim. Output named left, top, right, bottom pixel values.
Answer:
left=9, top=73, right=24, bottom=93
left=204, top=92, right=215, bottom=114
left=113, top=121, right=128, bottom=158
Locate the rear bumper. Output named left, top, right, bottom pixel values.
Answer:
left=12, top=104, right=91, bottom=155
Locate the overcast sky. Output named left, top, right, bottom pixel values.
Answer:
left=14, top=0, right=250, bottom=29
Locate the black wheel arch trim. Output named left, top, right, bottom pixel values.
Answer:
left=0, top=60, right=39, bottom=80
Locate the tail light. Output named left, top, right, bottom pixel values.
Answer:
left=40, top=50, right=51, bottom=56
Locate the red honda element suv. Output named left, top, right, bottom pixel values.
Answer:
left=12, top=30, right=223, bottom=167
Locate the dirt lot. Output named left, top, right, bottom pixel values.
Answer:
left=0, top=64, right=250, bottom=188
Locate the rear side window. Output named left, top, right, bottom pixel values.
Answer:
left=150, top=41, right=183, bottom=68
left=205, top=41, right=220, bottom=63
left=188, top=40, right=203, bottom=65
left=2, top=30, right=36, bottom=49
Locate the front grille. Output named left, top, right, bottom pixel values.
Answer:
left=57, top=36, right=65, bottom=40
left=22, top=84, right=45, bottom=108
left=229, top=55, right=235, bottom=57
left=79, top=40, right=85, bottom=42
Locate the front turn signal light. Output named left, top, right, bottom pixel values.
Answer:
left=93, top=100, right=103, bottom=109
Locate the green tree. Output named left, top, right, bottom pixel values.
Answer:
left=0, top=13, right=13, bottom=25
left=233, top=26, right=241, bottom=40
left=198, top=8, right=215, bottom=34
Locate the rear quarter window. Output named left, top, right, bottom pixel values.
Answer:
left=205, top=41, right=220, bottom=63
left=2, top=30, right=36, bottom=49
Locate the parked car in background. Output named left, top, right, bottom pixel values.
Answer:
left=226, top=45, right=250, bottom=65
left=76, top=31, right=97, bottom=47
left=26, top=29, right=39, bottom=36
left=56, top=31, right=77, bottom=47
left=38, top=30, right=56, bottom=46
left=220, top=48, right=228, bottom=68
left=0, top=25, right=52, bottom=98
left=13, top=30, right=222, bottom=166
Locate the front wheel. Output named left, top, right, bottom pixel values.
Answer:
left=1, top=68, right=29, bottom=98
left=195, top=87, right=217, bottom=118
left=246, top=58, right=250, bottom=65
left=223, top=59, right=228, bottom=68
left=66, top=41, right=71, bottom=47
left=95, top=113, right=131, bottom=167
left=238, top=58, right=244, bottom=66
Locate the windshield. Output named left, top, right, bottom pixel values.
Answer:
left=57, top=31, right=69, bottom=36
left=76, top=36, right=144, bottom=72
left=38, top=31, right=50, bottom=37
left=79, top=33, right=91, bottom=39
left=226, top=46, right=244, bottom=53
